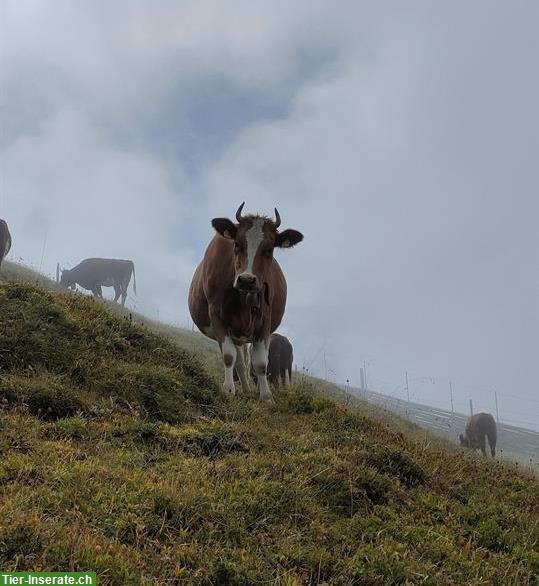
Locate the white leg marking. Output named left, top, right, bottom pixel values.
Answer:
left=252, top=340, right=274, bottom=404
left=222, top=336, right=237, bottom=395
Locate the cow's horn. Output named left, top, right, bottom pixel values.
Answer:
left=274, top=207, right=281, bottom=229
left=236, top=202, right=245, bottom=222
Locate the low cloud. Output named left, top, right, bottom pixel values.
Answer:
left=1, top=0, right=537, bottom=427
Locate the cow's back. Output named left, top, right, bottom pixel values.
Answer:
left=73, top=258, right=132, bottom=287
left=270, top=333, right=292, bottom=361
left=466, top=413, right=497, bottom=445
left=467, top=413, right=495, bottom=435
left=465, top=412, right=497, bottom=457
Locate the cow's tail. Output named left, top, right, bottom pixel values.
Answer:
left=131, top=261, right=137, bottom=295
left=288, top=352, right=293, bottom=385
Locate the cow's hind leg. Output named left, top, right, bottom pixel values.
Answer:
left=113, top=285, right=121, bottom=303
left=219, top=336, right=237, bottom=396
left=91, top=286, right=103, bottom=300
left=479, top=436, right=487, bottom=457
left=120, top=287, right=127, bottom=307
left=488, top=432, right=496, bottom=458
left=252, top=340, right=274, bottom=404
left=284, top=366, right=291, bottom=387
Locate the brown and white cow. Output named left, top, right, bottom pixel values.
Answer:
left=188, top=203, right=303, bottom=403
left=0, top=219, right=12, bottom=271
left=459, top=412, right=497, bottom=458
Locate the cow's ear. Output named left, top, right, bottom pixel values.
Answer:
left=212, top=218, right=237, bottom=240
left=275, top=229, right=303, bottom=249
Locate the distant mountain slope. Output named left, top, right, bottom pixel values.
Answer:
left=0, top=272, right=538, bottom=583
left=351, top=387, right=539, bottom=469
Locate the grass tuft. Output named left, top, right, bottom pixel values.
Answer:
left=0, top=276, right=537, bottom=584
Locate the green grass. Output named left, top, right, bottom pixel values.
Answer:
left=0, top=267, right=538, bottom=585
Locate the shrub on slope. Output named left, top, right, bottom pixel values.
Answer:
left=0, top=283, right=219, bottom=422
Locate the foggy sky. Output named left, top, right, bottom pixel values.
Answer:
left=1, top=1, right=538, bottom=429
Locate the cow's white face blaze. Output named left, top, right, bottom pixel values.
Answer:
left=233, top=217, right=267, bottom=291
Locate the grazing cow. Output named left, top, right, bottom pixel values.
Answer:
left=61, top=258, right=136, bottom=307
left=459, top=412, right=497, bottom=457
left=0, top=219, right=12, bottom=271
left=268, top=333, right=293, bottom=387
left=188, top=203, right=303, bottom=403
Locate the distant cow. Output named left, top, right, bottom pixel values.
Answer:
left=61, top=258, right=136, bottom=307
left=189, top=203, right=303, bottom=403
left=459, top=412, right=497, bottom=457
left=268, top=333, right=293, bottom=386
left=0, top=219, right=12, bottom=271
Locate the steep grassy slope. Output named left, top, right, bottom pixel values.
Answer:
left=0, top=281, right=538, bottom=585
left=0, top=260, right=63, bottom=291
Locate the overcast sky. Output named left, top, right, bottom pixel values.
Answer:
left=1, top=1, right=538, bottom=429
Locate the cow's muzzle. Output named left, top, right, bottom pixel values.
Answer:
left=235, top=273, right=262, bottom=310
left=235, top=274, right=257, bottom=290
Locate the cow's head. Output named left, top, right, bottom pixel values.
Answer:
left=212, top=202, right=303, bottom=301
left=458, top=433, right=469, bottom=448
left=60, top=269, right=76, bottom=290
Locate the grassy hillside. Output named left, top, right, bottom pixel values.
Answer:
left=0, top=260, right=64, bottom=291
left=0, top=276, right=538, bottom=584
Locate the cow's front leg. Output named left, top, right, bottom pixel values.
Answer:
left=234, top=344, right=251, bottom=393
left=219, top=336, right=237, bottom=396
left=252, top=340, right=274, bottom=404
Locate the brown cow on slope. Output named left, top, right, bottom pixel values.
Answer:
left=188, top=203, right=303, bottom=403
left=459, top=412, right=497, bottom=457
left=268, top=333, right=294, bottom=387
left=61, top=258, right=136, bottom=307
left=0, top=219, right=12, bottom=271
